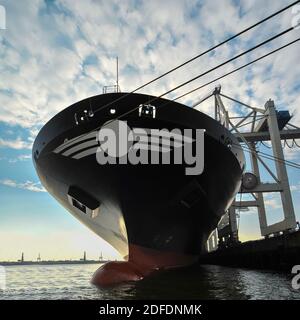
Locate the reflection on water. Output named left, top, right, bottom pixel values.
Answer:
left=0, top=263, right=299, bottom=300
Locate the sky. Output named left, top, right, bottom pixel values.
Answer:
left=0, top=0, right=300, bottom=261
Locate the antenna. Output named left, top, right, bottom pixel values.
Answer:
left=116, top=56, right=119, bottom=92
left=103, top=56, right=121, bottom=94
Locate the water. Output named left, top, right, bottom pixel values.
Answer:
left=0, top=263, right=299, bottom=300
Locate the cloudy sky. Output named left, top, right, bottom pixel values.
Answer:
left=0, top=0, right=300, bottom=261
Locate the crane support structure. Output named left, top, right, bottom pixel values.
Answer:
left=196, top=86, right=300, bottom=251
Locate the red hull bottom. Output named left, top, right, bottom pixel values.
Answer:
left=91, top=244, right=198, bottom=287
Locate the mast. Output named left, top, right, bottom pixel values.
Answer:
left=116, top=56, right=119, bottom=92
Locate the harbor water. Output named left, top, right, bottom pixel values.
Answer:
left=0, top=263, right=299, bottom=300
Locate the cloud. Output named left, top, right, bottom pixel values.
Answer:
left=265, top=198, right=281, bottom=209
left=0, top=0, right=299, bottom=179
left=0, top=179, right=46, bottom=192
left=8, top=154, right=31, bottom=163
left=0, top=138, right=32, bottom=150
left=16, top=154, right=31, bottom=161
left=0, top=0, right=299, bottom=130
left=283, top=142, right=300, bottom=160
left=291, top=184, right=300, bottom=192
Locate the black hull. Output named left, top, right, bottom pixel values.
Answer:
left=33, top=92, right=245, bottom=263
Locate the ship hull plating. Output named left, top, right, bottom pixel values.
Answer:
left=33, top=93, right=245, bottom=285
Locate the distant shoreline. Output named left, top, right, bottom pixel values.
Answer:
left=0, top=260, right=110, bottom=266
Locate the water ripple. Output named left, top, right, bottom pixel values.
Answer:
left=0, top=263, right=299, bottom=300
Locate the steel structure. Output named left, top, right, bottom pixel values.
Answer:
left=197, top=87, right=300, bottom=252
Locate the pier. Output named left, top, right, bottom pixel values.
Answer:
left=200, top=230, right=300, bottom=271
